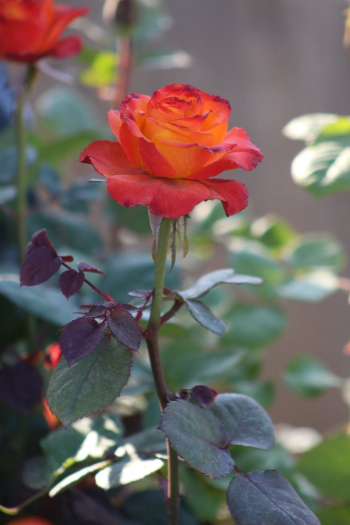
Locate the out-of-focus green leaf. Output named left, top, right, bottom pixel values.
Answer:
left=291, top=117, right=350, bottom=197
left=95, top=455, right=164, bottom=489
left=181, top=467, right=225, bottom=521
left=80, top=52, right=116, bottom=88
left=283, top=113, right=338, bottom=142
left=285, top=235, right=346, bottom=271
left=297, top=434, right=350, bottom=501
left=278, top=271, right=339, bottom=302
left=230, top=241, right=286, bottom=297
left=35, top=131, right=102, bottom=164
left=27, top=211, right=103, bottom=255
left=284, top=356, right=343, bottom=398
left=235, top=380, right=275, bottom=408
left=100, top=251, right=180, bottom=303
left=0, top=145, right=36, bottom=183
left=47, top=338, right=132, bottom=427
left=38, top=164, right=61, bottom=196
left=250, top=215, right=297, bottom=251
left=0, top=185, right=16, bottom=204
left=0, top=273, right=79, bottom=325
left=137, top=49, right=192, bottom=70
left=36, top=86, right=99, bottom=137
left=133, top=2, right=172, bottom=45
left=41, top=413, right=123, bottom=474
left=222, top=303, right=287, bottom=349
left=61, top=181, right=104, bottom=213
left=317, top=506, right=350, bottom=525
left=231, top=443, right=295, bottom=474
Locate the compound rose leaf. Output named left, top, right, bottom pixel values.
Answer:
left=59, top=269, right=85, bottom=299
left=107, top=309, right=141, bottom=351
left=47, top=337, right=132, bottom=426
left=60, top=317, right=106, bottom=366
left=20, top=245, right=61, bottom=286
left=227, top=470, right=320, bottom=525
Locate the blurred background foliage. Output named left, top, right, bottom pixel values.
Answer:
left=1, top=0, right=350, bottom=524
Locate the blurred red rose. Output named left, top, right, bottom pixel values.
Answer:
left=80, top=84, right=263, bottom=218
left=0, top=0, right=88, bottom=63
left=5, top=517, right=54, bottom=525
left=44, top=342, right=62, bottom=369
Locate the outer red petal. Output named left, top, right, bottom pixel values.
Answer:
left=189, top=128, right=263, bottom=179
left=106, top=175, right=211, bottom=218
left=198, top=179, right=249, bottom=216
left=50, top=35, right=83, bottom=58
left=80, top=140, right=144, bottom=177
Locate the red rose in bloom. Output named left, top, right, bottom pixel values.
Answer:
left=6, top=518, right=54, bottom=525
left=0, top=0, right=88, bottom=63
left=80, top=84, right=263, bottom=218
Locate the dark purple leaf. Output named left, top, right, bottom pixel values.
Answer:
left=31, top=229, right=54, bottom=249
left=191, top=385, right=217, bottom=405
left=107, top=309, right=141, bottom=351
left=20, top=245, right=61, bottom=286
left=0, top=361, right=43, bottom=413
left=60, top=317, right=106, bottom=366
left=83, top=305, right=107, bottom=318
left=59, top=269, right=85, bottom=299
left=77, top=261, right=104, bottom=274
left=116, top=303, right=139, bottom=313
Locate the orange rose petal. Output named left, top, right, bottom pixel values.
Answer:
left=119, top=120, right=176, bottom=178
left=107, top=174, right=211, bottom=218
left=199, top=179, right=249, bottom=216
left=80, top=140, right=144, bottom=177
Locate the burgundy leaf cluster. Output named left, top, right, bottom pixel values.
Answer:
left=20, top=229, right=105, bottom=300
left=191, top=385, right=217, bottom=405
left=61, top=301, right=141, bottom=366
left=0, top=361, right=43, bottom=414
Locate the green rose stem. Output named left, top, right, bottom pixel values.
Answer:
left=146, top=217, right=179, bottom=525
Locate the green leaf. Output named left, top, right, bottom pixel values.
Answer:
left=137, top=49, right=192, bottom=70
left=297, top=434, right=350, bottom=501
left=231, top=444, right=295, bottom=474
left=41, top=413, right=123, bottom=474
left=36, top=131, right=101, bottom=164
left=278, top=271, right=338, bottom=302
left=80, top=52, right=116, bottom=88
left=0, top=184, right=16, bottom=204
left=38, top=164, right=61, bottom=196
left=250, top=215, right=297, bottom=251
left=49, top=460, right=110, bottom=497
left=61, top=181, right=103, bottom=213
left=27, top=211, right=103, bottom=255
left=95, top=455, right=164, bottom=489
left=0, top=145, right=36, bottom=183
left=227, top=469, right=320, bottom=525
left=0, top=274, right=79, bottom=325
left=160, top=394, right=274, bottom=478
left=36, top=86, right=99, bottom=137
left=100, top=251, right=180, bottom=303
left=115, top=428, right=166, bottom=456
left=181, top=467, right=225, bottom=521
left=177, top=268, right=262, bottom=300
left=47, top=338, right=132, bottom=426
left=230, top=242, right=286, bottom=298
left=222, top=304, right=287, bottom=349
left=283, top=113, right=338, bottom=142
left=291, top=139, right=350, bottom=198
left=235, top=380, right=275, bottom=408
left=284, top=355, right=343, bottom=398
left=317, top=505, right=350, bottom=525
left=285, top=235, right=346, bottom=271
left=185, top=299, right=227, bottom=336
